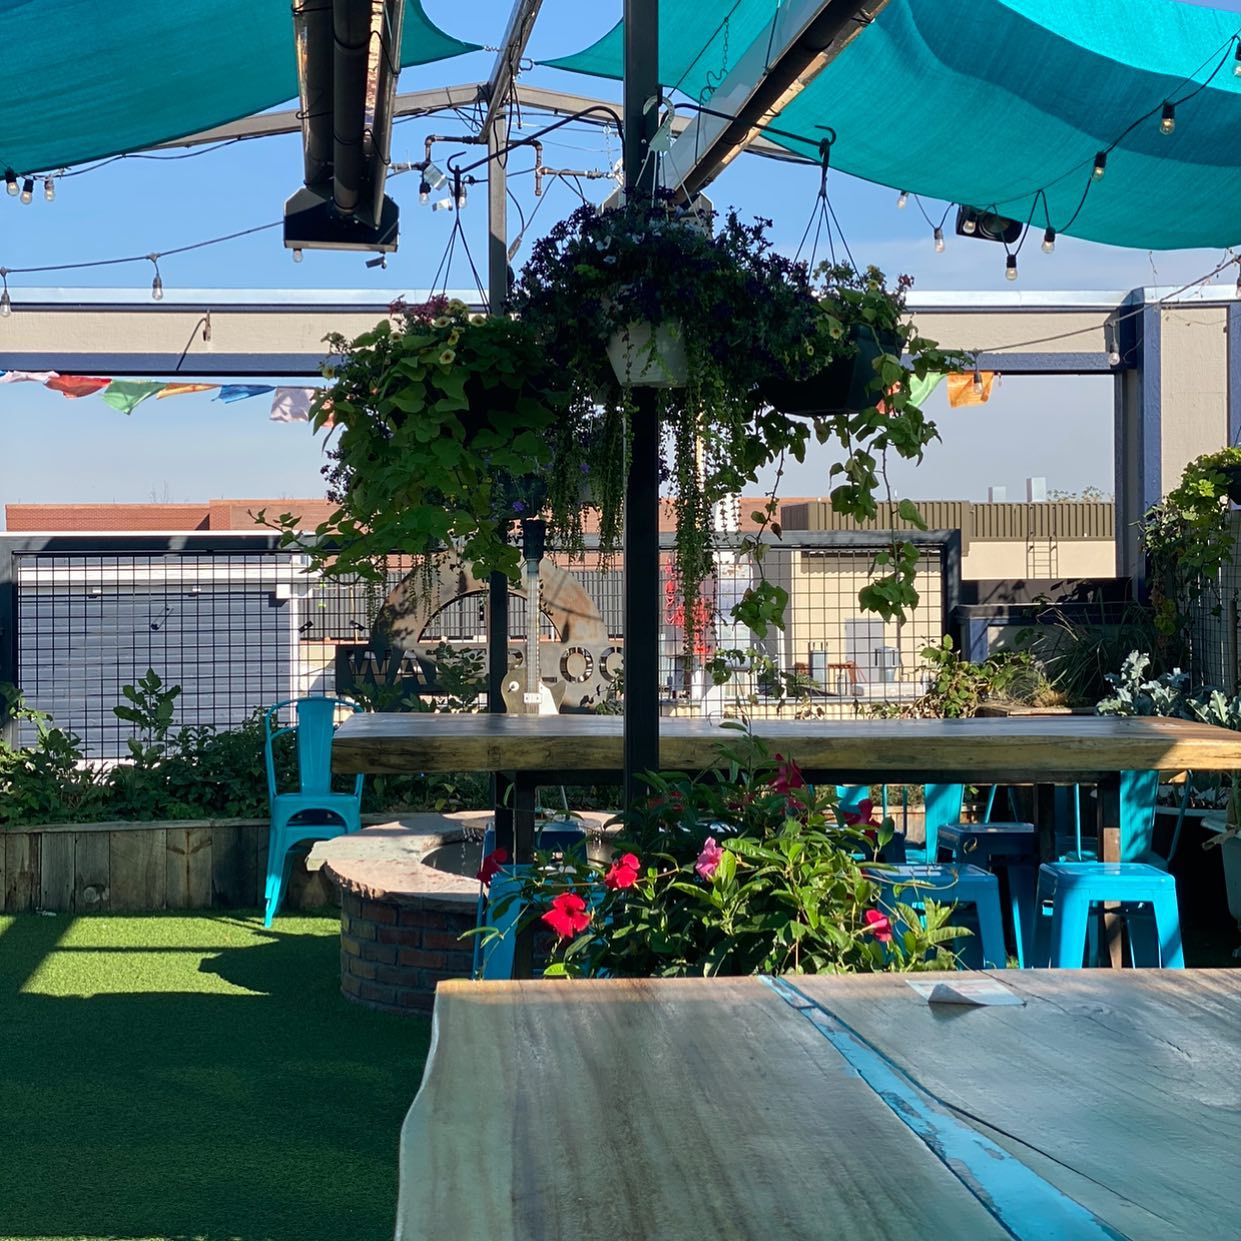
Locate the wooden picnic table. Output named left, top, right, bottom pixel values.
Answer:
left=395, top=971, right=1241, bottom=1241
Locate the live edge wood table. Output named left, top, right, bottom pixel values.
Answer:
left=396, top=972, right=1241, bottom=1241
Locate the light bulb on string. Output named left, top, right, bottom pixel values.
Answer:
left=418, top=177, right=431, bottom=205
left=148, top=255, right=164, bottom=301
left=1005, top=253, right=1018, bottom=282
left=1042, top=227, right=1056, bottom=254
left=455, top=181, right=468, bottom=210
left=962, top=211, right=977, bottom=235
left=1235, top=44, right=1241, bottom=76
left=1092, top=150, right=1108, bottom=180
left=43, top=176, right=54, bottom=202
left=1160, top=102, right=1176, bottom=135
left=4, top=170, right=16, bottom=197
left=0, top=270, right=11, bottom=318
left=933, top=226, right=945, bottom=253
left=19, top=178, right=33, bottom=205
left=972, top=370, right=984, bottom=397
left=1109, top=346, right=1122, bottom=366
left=292, top=248, right=304, bottom=263
left=896, top=189, right=908, bottom=209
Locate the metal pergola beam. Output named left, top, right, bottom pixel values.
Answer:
left=663, top=0, right=887, bottom=196
left=481, top=0, right=545, bottom=138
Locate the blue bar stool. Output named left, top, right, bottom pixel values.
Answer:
left=866, top=863, right=1008, bottom=969
left=937, top=822, right=1038, bottom=967
left=1033, top=862, right=1184, bottom=969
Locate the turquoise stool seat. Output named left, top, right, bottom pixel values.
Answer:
left=474, top=822, right=588, bottom=979
left=1033, top=862, right=1184, bottom=969
left=262, top=697, right=363, bottom=927
left=866, top=863, right=1007, bottom=969
left=937, top=822, right=1038, bottom=967
left=902, top=784, right=966, bottom=864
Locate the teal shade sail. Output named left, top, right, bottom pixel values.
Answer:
left=548, top=0, right=1241, bottom=250
left=0, top=0, right=478, bottom=176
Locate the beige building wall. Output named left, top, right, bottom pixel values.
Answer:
left=961, top=539, right=1116, bottom=581
left=1158, top=305, right=1230, bottom=491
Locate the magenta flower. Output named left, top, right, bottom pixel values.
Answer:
left=695, top=836, right=724, bottom=881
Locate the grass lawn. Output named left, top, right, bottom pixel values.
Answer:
left=0, top=911, right=431, bottom=1241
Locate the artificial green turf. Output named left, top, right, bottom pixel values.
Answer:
left=0, top=911, right=431, bottom=1241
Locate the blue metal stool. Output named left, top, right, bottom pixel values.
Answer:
left=937, top=822, right=1038, bottom=967
left=1033, top=862, right=1184, bottom=969
left=866, top=863, right=1008, bottom=969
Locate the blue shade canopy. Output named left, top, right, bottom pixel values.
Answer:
left=0, top=0, right=478, bottom=176
left=548, top=0, right=1241, bottom=250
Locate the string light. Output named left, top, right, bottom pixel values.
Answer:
left=1235, top=44, right=1241, bottom=75
left=19, top=178, right=33, bottom=205
left=961, top=210, right=977, bottom=235
left=933, top=226, right=945, bottom=253
left=1042, top=227, right=1056, bottom=253
left=418, top=176, right=431, bottom=204
left=43, top=176, right=54, bottom=202
left=1160, top=102, right=1176, bottom=135
left=1005, top=253, right=1018, bottom=281
left=148, top=254, right=163, bottom=301
left=896, top=189, right=908, bottom=209
left=4, top=171, right=16, bottom=197
left=292, top=247, right=304, bottom=263
left=972, top=369, right=984, bottom=396
left=0, top=269, right=11, bottom=318
left=1092, top=150, right=1108, bottom=180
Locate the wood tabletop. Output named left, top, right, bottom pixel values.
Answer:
left=396, top=972, right=1241, bottom=1241
left=333, top=713, right=1241, bottom=782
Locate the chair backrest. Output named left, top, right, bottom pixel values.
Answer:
left=923, top=783, right=965, bottom=859
left=263, top=697, right=361, bottom=801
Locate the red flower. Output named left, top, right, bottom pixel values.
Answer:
left=475, top=847, right=509, bottom=886
left=841, top=799, right=876, bottom=827
left=541, top=892, right=591, bottom=940
left=604, top=852, right=641, bottom=890
left=863, top=909, right=893, bottom=944
left=771, top=754, right=805, bottom=794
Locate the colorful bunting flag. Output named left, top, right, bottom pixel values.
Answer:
left=0, top=370, right=58, bottom=384
left=269, top=387, right=317, bottom=422
left=909, top=371, right=946, bottom=407
left=46, top=375, right=112, bottom=398
left=215, top=384, right=275, bottom=404
left=102, top=380, right=164, bottom=415
left=157, top=383, right=218, bottom=400
left=946, top=371, right=998, bottom=407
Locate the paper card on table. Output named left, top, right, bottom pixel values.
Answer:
left=906, top=978, right=1025, bottom=1007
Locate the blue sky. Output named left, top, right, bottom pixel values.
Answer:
left=1, top=0, right=1238, bottom=518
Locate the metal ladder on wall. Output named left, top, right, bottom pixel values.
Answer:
left=1026, top=506, right=1059, bottom=578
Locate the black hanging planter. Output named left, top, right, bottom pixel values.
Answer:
left=1221, top=463, right=1241, bottom=505
left=762, top=325, right=901, bottom=417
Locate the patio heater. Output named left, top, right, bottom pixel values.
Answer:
left=284, top=0, right=403, bottom=253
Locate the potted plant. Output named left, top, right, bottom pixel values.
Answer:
left=511, top=197, right=819, bottom=651
left=262, top=297, right=579, bottom=590
left=1143, top=446, right=1241, bottom=646
left=762, top=264, right=967, bottom=417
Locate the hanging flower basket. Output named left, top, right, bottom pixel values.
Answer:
left=606, top=320, right=688, bottom=388
left=762, top=324, right=900, bottom=417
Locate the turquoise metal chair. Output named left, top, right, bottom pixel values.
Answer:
left=262, top=697, right=363, bottom=927
left=1032, top=861, right=1184, bottom=968
left=866, top=863, right=1008, bottom=969
left=474, top=822, right=588, bottom=979
left=835, top=785, right=963, bottom=863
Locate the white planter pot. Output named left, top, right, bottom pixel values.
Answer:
left=606, top=320, right=687, bottom=388
left=1224, top=835, right=1241, bottom=925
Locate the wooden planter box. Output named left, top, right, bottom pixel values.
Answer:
left=0, top=818, right=338, bottom=915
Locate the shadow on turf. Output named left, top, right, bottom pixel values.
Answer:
left=0, top=917, right=429, bottom=1241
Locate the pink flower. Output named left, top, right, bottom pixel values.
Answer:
left=475, top=847, right=509, bottom=886
left=695, top=836, right=724, bottom=881
left=604, top=852, right=641, bottom=890
left=771, top=754, right=805, bottom=794
left=863, top=909, right=893, bottom=944
left=841, top=799, right=877, bottom=827
left=541, top=891, right=591, bottom=940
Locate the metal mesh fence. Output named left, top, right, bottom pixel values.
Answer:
left=1187, top=511, right=1241, bottom=690
left=6, top=534, right=954, bottom=756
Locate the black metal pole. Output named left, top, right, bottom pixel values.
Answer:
left=622, top=0, right=662, bottom=809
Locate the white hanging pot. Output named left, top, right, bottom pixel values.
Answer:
left=606, top=320, right=688, bottom=388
